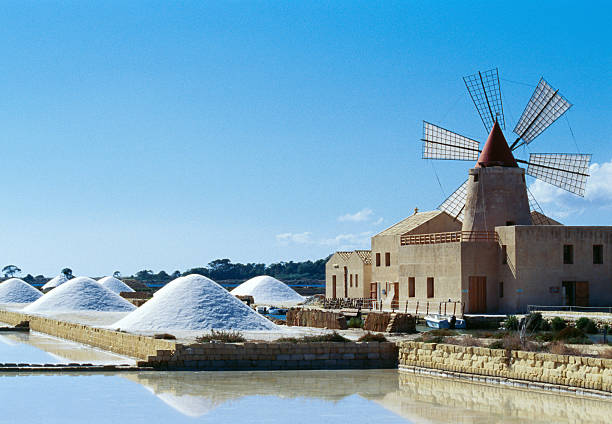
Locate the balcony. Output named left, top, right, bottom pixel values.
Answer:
left=400, top=230, right=498, bottom=246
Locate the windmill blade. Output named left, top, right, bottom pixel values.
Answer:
left=422, top=121, right=480, bottom=161
left=519, top=153, right=591, bottom=197
left=511, top=78, right=572, bottom=149
left=438, top=179, right=469, bottom=221
left=527, top=187, right=560, bottom=225
left=463, top=68, right=505, bottom=131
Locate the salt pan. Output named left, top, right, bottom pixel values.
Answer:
left=0, top=278, right=43, bottom=303
left=231, top=275, right=304, bottom=306
left=25, top=276, right=136, bottom=313
left=114, top=274, right=277, bottom=332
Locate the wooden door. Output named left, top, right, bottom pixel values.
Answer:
left=332, top=275, right=337, bottom=299
left=370, top=283, right=377, bottom=300
left=576, top=281, right=589, bottom=306
left=391, top=282, right=399, bottom=309
left=343, top=267, right=348, bottom=298
left=469, top=276, right=487, bottom=313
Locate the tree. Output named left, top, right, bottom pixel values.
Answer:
left=171, top=270, right=181, bottom=279
left=113, top=271, right=121, bottom=278
left=2, top=265, right=21, bottom=278
left=23, top=274, right=35, bottom=284
left=61, top=268, right=74, bottom=279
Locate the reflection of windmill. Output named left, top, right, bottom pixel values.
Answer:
left=422, top=68, right=591, bottom=225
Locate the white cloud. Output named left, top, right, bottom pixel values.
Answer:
left=372, top=217, right=384, bottom=226
left=275, top=232, right=312, bottom=245
left=338, top=208, right=374, bottom=222
left=320, top=231, right=372, bottom=250
left=529, top=159, right=612, bottom=221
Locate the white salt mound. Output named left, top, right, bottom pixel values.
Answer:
left=41, top=274, right=68, bottom=291
left=24, top=276, right=136, bottom=313
left=231, top=275, right=305, bottom=306
left=114, top=274, right=277, bottom=332
left=0, top=278, right=43, bottom=303
left=98, top=276, right=135, bottom=294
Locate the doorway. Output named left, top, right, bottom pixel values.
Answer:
left=391, top=282, right=399, bottom=309
left=469, top=276, right=487, bottom=313
left=332, top=275, right=337, bottom=299
left=563, top=281, right=589, bottom=306
left=343, top=267, right=348, bottom=297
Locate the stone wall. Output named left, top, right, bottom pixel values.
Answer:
left=363, top=312, right=416, bottom=333
left=0, top=310, right=175, bottom=360
left=398, top=341, right=612, bottom=392
left=149, top=341, right=398, bottom=370
left=286, top=308, right=347, bottom=329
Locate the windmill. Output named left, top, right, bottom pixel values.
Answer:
left=422, top=68, right=591, bottom=225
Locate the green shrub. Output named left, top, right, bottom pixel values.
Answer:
left=551, top=317, right=567, bottom=332
left=504, top=315, right=519, bottom=331
left=276, top=331, right=349, bottom=343
left=488, top=340, right=504, bottom=349
left=555, top=326, right=586, bottom=342
left=197, top=329, right=246, bottom=343
left=534, top=332, right=554, bottom=342
left=576, top=318, right=598, bottom=334
left=347, top=317, right=364, bottom=329
left=540, top=319, right=551, bottom=331
left=525, top=313, right=543, bottom=332
left=357, top=332, right=387, bottom=342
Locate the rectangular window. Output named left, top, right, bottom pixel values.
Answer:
left=350, top=274, right=353, bottom=287
left=355, top=274, right=358, bottom=287
left=473, top=173, right=479, bottom=182
left=408, top=277, right=415, bottom=297
left=385, top=252, right=391, bottom=267
left=563, top=245, right=574, bottom=264
left=501, top=245, right=507, bottom=264
left=427, top=277, right=434, bottom=298
left=593, top=245, right=603, bottom=264
left=499, top=281, right=504, bottom=298
left=376, top=253, right=381, bottom=267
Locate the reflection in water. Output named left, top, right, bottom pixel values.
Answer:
left=0, top=332, right=134, bottom=364
left=126, top=370, right=612, bottom=423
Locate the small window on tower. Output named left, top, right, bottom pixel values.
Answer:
left=473, top=173, right=479, bottom=182
left=563, top=245, right=574, bottom=264
left=593, top=245, right=603, bottom=264
left=376, top=253, right=381, bottom=267
left=355, top=275, right=359, bottom=287
left=506, top=221, right=515, bottom=226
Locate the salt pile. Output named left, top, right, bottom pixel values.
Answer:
left=41, top=274, right=68, bottom=291
left=114, top=274, right=277, bottom=332
left=0, top=278, right=43, bottom=303
left=24, top=276, right=136, bottom=313
left=98, top=276, right=135, bottom=294
left=231, top=275, right=304, bottom=306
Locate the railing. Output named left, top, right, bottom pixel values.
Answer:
left=528, top=305, right=612, bottom=314
left=322, top=298, right=465, bottom=317
left=401, top=230, right=499, bottom=245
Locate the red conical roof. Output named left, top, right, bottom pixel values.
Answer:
left=475, top=120, right=517, bottom=168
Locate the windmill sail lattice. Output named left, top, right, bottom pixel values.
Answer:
left=512, top=78, right=572, bottom=148
left=524, top=153, right=591, bottom=196
left=422, top=122, right=480, bottom=161
left=422, top=68, right=590, bottom=222
left=463, top=68, right=505, bottom=131
left=438, top=179, right=469, bottom=221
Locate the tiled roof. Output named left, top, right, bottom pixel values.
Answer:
left=336, top=251, right=353, bottom=261
left=531, top=210, right=562, bottom=225
left=376, top=210, right=441, bottom=236
left=354, top=250, right=372, bottom=264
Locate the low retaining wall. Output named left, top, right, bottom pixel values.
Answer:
left=286, top=309, right=347, bottom=330
left=0, top=310, right=175, bottom=360
left=398, top=341, right=612, bottom=392
left=364, top=312, right=416, bottom=333
left=0, top=309, right=397, bottom=370
left=151, top=341, right=398, bottom=370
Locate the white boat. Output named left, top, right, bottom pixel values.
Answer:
left=425, top=314, right=466, bottom=329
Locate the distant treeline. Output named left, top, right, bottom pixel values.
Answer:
left=129, top=258, right=329, bottom=283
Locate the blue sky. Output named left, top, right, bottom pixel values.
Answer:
left=0, top=1, right=610, bottom=277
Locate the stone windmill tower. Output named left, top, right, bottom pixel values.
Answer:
left=421, top=68, right=591, bottom=231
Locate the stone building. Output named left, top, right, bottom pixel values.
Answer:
left=326, top=122, right=612, bottom=313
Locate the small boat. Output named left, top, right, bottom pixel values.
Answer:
left=268, top=308, right=287, bottom=315
left=425, top=314, right=466, bottom=329
left=256, top=306, right=268, bottom=314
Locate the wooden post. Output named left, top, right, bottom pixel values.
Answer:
left=444, top=302, right=447, bottom=315
left=438, top=303, right=441, bottom=315
left=453, top=301, right=457, bottom=315
left=462, top=302, right=465, bottom=317
left=415, top=301, right=419, bottom=316
left=426, top=301, right=429, bottom=315
left=404, top=301, right=408, bottom=314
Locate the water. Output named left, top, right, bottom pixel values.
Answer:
left=0, top=369, right=610, bottom=423
left=0, top=330, right=135, bottom=365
